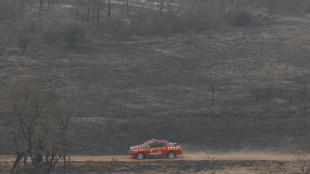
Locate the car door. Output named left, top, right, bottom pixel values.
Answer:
left=156, top=143, right=165, bottom=156
left=149, top=143, right=164, bottom=156
left=149, top=143, right=157, bottom=156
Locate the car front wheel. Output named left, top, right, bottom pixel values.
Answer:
left=168, top=152, right=176, bottom=159
left=136, top=153, right=144, bottom=160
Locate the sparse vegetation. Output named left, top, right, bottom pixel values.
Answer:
left=296, top=151, right=310, bottom=174
left=43, top=19, right=86, bottom=48
left=204, top=152, right=217, bottom=174
left=7, top=78, right=77, bottom=174
left=0, top=0, right=310, bottom=173
left=231, top=9, right=261, bottom=26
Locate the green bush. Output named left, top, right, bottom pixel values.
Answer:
left=0, top=0, right=14, bottom=21
left=43, top=18, right=86, bottom=48
left=130, top=2, right=223, bottom=35
left=176, top=3, right=222, bottom=32
left=280, top=0, right=306, bottom=13
left=130, top=9, right=174, bottom=35
left=15, top=17, right=41, bottom=53
left=104, top=18, right=130, bottom=38
left=62, top=22, right=85, bottom=48
left=303, top=2, right=310, bottom=13
left=231, top=10, right=260, bottom=27
left=256, top=0, right=308, bottom=14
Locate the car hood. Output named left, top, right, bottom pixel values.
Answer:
left=130, top=145, right=143, bottom=150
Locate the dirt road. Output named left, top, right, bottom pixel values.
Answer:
left=70, top=153, right=296, bottom=162
left=0, top=152, right=297, bottom=163
left=0, top=153, right=302, bottom=174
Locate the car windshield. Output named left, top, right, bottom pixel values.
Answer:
left=141, top=141, right=149, bottom=147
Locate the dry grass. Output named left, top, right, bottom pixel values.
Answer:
left=0, top=153, right=304, bottom=174
left=0, top=4, right=310, bottom=169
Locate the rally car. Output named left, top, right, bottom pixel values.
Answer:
left=129, top=139, right=182, bottom=160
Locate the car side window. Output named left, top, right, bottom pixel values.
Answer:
left=149, top=143, right=157, bottom=148
left=149, top=143, right=165, bottom=148
left=158, top=143, right=164, bottom=147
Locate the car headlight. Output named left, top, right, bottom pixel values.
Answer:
left=129, top=148, right=137, bottom=152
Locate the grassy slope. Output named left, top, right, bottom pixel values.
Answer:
left=1, top=18, right=310, bottom=155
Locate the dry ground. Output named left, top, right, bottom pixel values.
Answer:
left=0, top=153, right=305, bottom=173
left=1, top=16, right=310, bottom=155
left=1, top=12, right=310, bottom=174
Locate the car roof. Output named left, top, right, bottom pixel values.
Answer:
left=149, top=139, right=167, bottom=143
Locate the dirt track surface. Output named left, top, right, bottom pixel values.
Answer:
left=70, top=153, right=297, bottom=162
left=0, top=153, right=297, bottom=163
left=0, top=153, right=303, bottom=174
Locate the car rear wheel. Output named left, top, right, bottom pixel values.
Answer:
left=136, top=153, right=144, bottom=160
left=168, top=152, right=176, bottom=159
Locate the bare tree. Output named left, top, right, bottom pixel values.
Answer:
left=8, top=78, right=76, bottom=174
left=126, top=0, right=130, bottom=17
left=39, top=0, right=43, bottom=14
left=157, top=0, right=166, bottom=15
left=90, top=0, right=105, bottom=28
left=204, top=152, right=217, bottom=174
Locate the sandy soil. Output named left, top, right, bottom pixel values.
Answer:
left=0, top=153, right=303, bottom=173
left=70, top=153, right=297, bottom=162
left=0, top=152, right=297, bottom=163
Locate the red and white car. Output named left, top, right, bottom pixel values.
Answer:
left=129, top=139, right=183, bottom=160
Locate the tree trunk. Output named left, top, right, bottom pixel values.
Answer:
left=97, top=7, right=100, bottom=29
left=107, top=0, right=111, bottom=19
left=75, top=7, right=79, bottom=20
left=88, top=0, right=90, bottom=17
left=39, top=0, right=43, bottom=14
left=10, top=152, right=24, bottom=174
left=63, top=155, right=66, bottom=174
left=159, top=2, right=164, bottom=15
left=47, top=0, right=50, bottom=14
left=21, top=0, right=24, bottom=10
left=126, top=0, right=129, bottom=18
